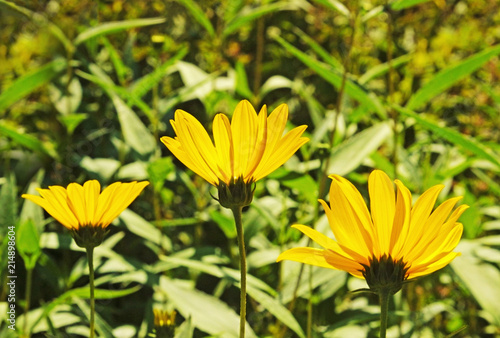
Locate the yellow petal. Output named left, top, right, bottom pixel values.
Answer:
left=277, top=247, right=338, bottom=270
left=66, top=182, right=88, bottom=226
left=231, top=100, right=258, bottom=178
left=84, top=180, right=100, bottom=225
left=213, top=113, right=233, bottom=183
left=390, top=180, right=412, bottom=258
left=404, top=184, right=444, bottom=251
left=161, top=136, right=217, bottom=186
left=253, top=125, right=308, bottom=181
left=368, top=170, right=395, bottom=256
left=244, top=105, right=268, bottom=181
left=292, top=224, right=369, bottom=265
left=407, top=251, right=460, bottom=279
left=175, top=111, right=220, bottom=183
left=322, top=177, right=373, bottom=258
left=98, top=181, right=149, bottom=227
left=404, top=197, right=464, bottom=263
left=43, top=185, right=81, bottom=229
left=21, top=192, right=76, bottom=229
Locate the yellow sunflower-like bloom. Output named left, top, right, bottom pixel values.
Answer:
left=160, top=100, right=308, bottom=208
left=22, top=180, right=149, bottom=248
left=277, top=170, right=468, bottom=293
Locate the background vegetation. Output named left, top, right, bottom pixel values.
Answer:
left=0, top=0, right=499, bottom=337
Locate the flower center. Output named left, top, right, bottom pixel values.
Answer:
left=360, top=254, right=410, bottom=294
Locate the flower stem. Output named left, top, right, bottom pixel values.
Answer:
left=379, top=288, right=391, bottom=338
left=23, top=267, right=33, bottom=338
left=231, top=206, right=247, bottom=338
left=86, top=247, right=96, bottom=338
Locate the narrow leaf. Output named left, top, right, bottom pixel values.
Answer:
left=74, top=18, right=166, bottom=46
left=272, top=34, right=386, bottom=118
left=391, top=0, right=433, bottom=10
left=406, top=44, right=500, bottom=110
left=177, top=0, right=215, bottom=37
left=0, top=59, right=66, bottom=112
left=395, top=105, right=500, bottom=168
left=0, top=122, right=57, bottom=158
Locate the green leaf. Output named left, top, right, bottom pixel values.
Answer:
left=293, top=26, right=343, bottom=70
left=16, top=220, right=41, bottom=270
left=74, top=18, right=166, bottom=46
left=391, top=0, right=432, bottom=10
left=358, top=54, right=412, bottom=85
left=328, top=123, right=392, bottom=175
left=101, top=37, right=129, bottom=85
left=279, top=172, right=318, bottom=203
left=0, top=58, right=66, bottom=112
left=159, top=276, right=257, bottom=337
left=118, top=209, right=162, bottom=246
left=311, top=0, right=350, bottom=17
left=176, top=0, right=215, bottom=37
left=0, top=122, right=58, bottom=159
left=452, top=241, right=500, bottom=326
left=246, top=287, right=305, bottom=338
left=147, top=157, right=174, bottom=192
left=111, top=94, right=156, bottom=157
left=223, top=2, right=302, bottom=37
left=209, top=210, right=237, bottom=239
left=394, top=105, right=500, bottom=168
left=272, top=33, right=386, bottom=118
left=70, top=285, right=141, bottom=299
left=406, top=44, right=500, bottom=110
left=49, top=77, right=82, bottom=116
left=130, top=46, right=188, bottom=98
left=234, top=61, right=254, bottom=99
left=58, top=113, right=88, bottom=135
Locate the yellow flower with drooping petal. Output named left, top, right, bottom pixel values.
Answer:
left=160, top=100, right=309, bottom=187
left=277, top=170, right=468, bottom=293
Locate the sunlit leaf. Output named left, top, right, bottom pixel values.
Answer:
left=0, top=59, right=66, bottom=112
left=74, top=18, right=166, bottom=45
left=406, top=44, right=500, bottom=110
left=177, top=0, right=215, bottom=37
left=395, top=105, right=500, bottom=168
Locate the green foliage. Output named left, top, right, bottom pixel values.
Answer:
left=1, top=0, right=499, bottom=337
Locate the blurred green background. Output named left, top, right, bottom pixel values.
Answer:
left=0, top=0, right=499, bottom=337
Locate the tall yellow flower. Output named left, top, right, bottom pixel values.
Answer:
left=22, top=179, right=148, bottom=338
left=160, top=99, right=308, bottom=208
left=277, top=170, right=468, bottom=293
left=161, top=99, right=308, bottom=337
left=22, top=180, right=149, bottom=248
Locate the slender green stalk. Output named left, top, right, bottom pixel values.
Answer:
left=86, top=247, right=96, bottom=338
left=231, top=206, right=247, bottom=338
left=379, top=288, right=391, bottom=338
left=386, top=4, right=398, bottom=179
left=23, top=267, right=33, bottom=338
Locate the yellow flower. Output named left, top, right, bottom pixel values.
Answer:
left=22, top=180, right=149, bottom=230
left=160, top=100, right=309, bottom=187
left=22, top=180, right=149, bottom=248
left=277, top=170, right=468, bottom=292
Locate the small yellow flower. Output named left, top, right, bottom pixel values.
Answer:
left=22, top=180, right=149, bottom=248
left=277, top=170, right=468, bottom=293
left=160, top=100, right=309, bottom=187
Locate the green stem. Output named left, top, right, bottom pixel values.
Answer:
left=23, top=267, right=33, bottom=338
left=231, top=206, right=247, bottom=338
left=379, top=288, right=390, bottom=338
left=86, top=247, right=96, bottom=338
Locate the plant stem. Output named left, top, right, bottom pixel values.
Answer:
left=379, top=288, right=391, bottom=338
left=23, top=267, right=33, bottom=338
left=86, top=247, right=96, bottom=338
left=231, top=206, right=247, bottom=338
